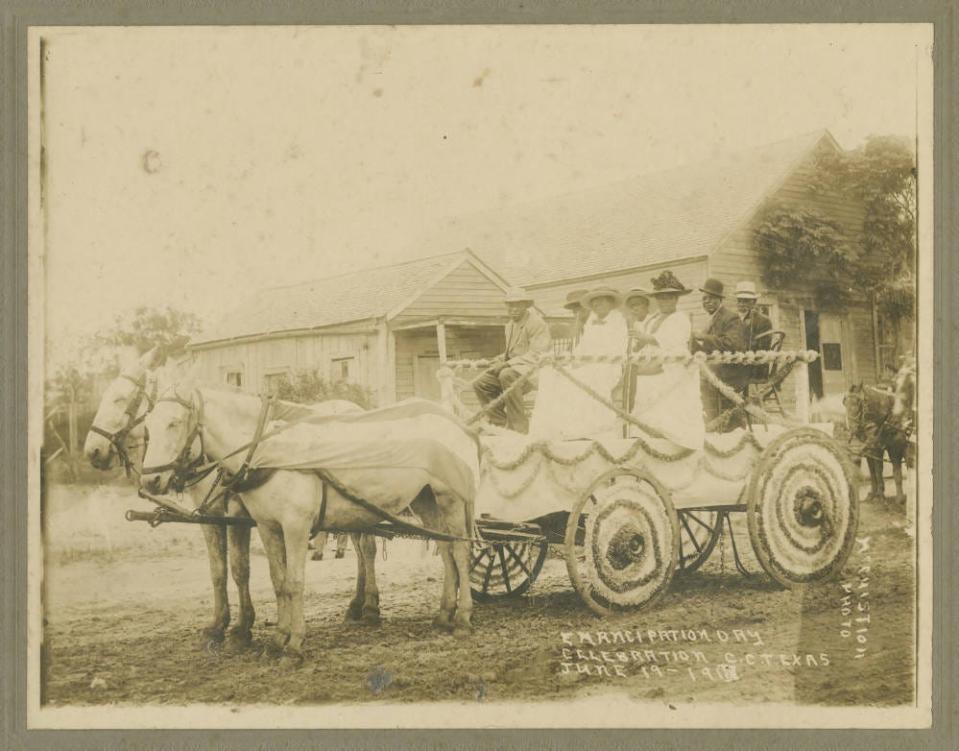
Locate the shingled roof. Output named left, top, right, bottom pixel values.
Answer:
left=417, top=130, right=838, bottom=285
left=195, top=251, right=473, bottom=344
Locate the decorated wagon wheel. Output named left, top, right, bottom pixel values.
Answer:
left=677, top=509, right=722, bottom=573
left=469, top=535, right=549, bottom=602
left=746, top=427, right=859, bottom=587
left=564, top=467, right=680, bottom=617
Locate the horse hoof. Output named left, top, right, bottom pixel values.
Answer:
left=225, top=628, right=253, bottom=653
left=432, top=612, right=453, bottom=630
left=312, top=552, right=324, bottom=561
left=452, top=625, right=473, bottom=640
left=279, top=650, right=304, bottom=670
left=344, top=603, right=363, bottom=622
left=361, top=608, right=381, bottom=626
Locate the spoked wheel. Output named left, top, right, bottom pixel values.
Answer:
left=469, top=536, right=549, bottom=602
left=565, top=467, right=680, bottom=617
left=677, top=509, right=722, bottom=573
left=747, top=427, right=860, bottom=587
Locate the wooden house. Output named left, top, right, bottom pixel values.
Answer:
left=418, top=129, right=881, bottom=405
left=190, top=250, right=542, bottom=406
left=193, top=130, right=884, bottom=411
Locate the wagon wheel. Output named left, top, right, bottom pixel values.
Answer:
left=469, top=536, right=549, bottom=602
left=565, top=467, right=680, bottom=617
left=747, top=427, right=860, bottom=587
left=677, top=509, right=722, bottom=573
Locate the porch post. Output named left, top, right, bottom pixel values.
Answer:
left=436, top=321, right=448, bottom=363
left=794, top=356, right=811, bottom=424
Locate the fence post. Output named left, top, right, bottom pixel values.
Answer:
left=794, top=356, right=811, bottom=424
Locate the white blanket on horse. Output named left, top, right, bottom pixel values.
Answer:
left=250, top=398, right=480, bottom=505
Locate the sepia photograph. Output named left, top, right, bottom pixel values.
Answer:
left=26, top=23, right=933, bottom=729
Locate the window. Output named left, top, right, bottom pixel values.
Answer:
left=264, top=372, right=288, bottom=396
left=332, top=357, right=354, bottom=382
left=225, top=371, right=243, bottom=388
left=821, top=343, right=843, bottom=371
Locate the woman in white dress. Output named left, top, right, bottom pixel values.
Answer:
left=530, top=286, right=629, bottom=440
left=629, top=271, right=706, bottom=450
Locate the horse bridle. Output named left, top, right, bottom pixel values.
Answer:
left=140, top=388, right=208, bottom=489
left=88, top=373, right=155, bottom=475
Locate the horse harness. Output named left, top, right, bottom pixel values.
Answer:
left=88, top=373, right=156, bottom=477
left=141, top=388, right=473, bottom=543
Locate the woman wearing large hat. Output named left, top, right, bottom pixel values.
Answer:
left=628, top=271, right=705, bottom=449
left=530, top=285, right=629, bottom=440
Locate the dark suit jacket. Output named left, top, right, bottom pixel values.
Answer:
left=742, top=309, right=774, bottom=383
left=693, top=305, right=746, bottom=389
left=742, top=309, right=774, bottom=351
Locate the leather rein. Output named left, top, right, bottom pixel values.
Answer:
left=88, top=373, right=155, bottom=478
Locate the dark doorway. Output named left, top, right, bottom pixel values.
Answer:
left=803, top=310, right=824, bottom=399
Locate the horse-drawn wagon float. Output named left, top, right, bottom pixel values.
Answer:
left=105, top=347, right=859, bottom=633
left=437, top=348, right=860, bottom=616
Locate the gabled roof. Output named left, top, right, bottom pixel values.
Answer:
left=195, top=250, right=499, bottom=344
left=415, top=130, right=839, bottom=285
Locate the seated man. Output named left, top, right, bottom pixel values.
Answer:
left=691, top=278, right=746, bottom=431
left=735, top=280, right=774, bottom=385
left=473, top=288, right=552, bottom=433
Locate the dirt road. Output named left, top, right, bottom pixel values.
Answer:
left=40, top=482, right=916, bottom=707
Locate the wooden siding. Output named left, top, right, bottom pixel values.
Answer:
left=192, top=331, right=382, bottom=397
left=709, top=139, right=867, bottom=287
left=394, top=325, right=504, bottom=405
left=394, top=260, right=507, bottom=323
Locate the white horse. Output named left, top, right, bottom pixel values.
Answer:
left=139, top=381, right=476, bottom=665
left=84, top=347, right=380, bottom=653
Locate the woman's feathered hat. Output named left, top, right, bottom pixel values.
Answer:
left=648, top=270, right=693, bottom=296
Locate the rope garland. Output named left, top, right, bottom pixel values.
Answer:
left=441, top=349, right=814, bottom=434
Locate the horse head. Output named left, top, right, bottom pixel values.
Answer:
left=139, top=380, right=205, bottom=495
left=891, top=358, right=917, bottom=428
left=84, top=345, right=165, bottom=471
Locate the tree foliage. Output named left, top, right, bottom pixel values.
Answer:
left=754, top=207, right=858, bottom=310
left=754, top=135, right=917, bottom=319
left=275, top=369, right=375, bottom=410
left=94, top=305, right=201, bottom=354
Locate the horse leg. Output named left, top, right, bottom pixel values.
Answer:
left=256, top=522, right=289, bottom=655
left=449, top=539, right=474, bottom=639
left=431, top=541, right=458, bottom=631
left=279, top=520, right=311, bottom=666
left=226, top=497, right=255, bottom=650
left=311, top=531, right=328, bottom=561
left=199, top=521, right=230, bottom=645
left=891, top=446, right=906, bottom=504
left=345, top=532, right=366, bottom=622
left=867, top=457, right=882, bottom=500
left=357, top=534, right=380, bottom=625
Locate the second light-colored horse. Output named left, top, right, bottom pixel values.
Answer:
left=140, top=382, right=476, bottom=665
left=84, top=347, right=381, bottom=652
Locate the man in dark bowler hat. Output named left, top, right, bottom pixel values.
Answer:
left=691, top=278, right=746, bottom=429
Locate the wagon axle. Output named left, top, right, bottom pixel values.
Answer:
left=795, top=490, right=825, bottom=527
left=606, top=528, right=646, bottom=570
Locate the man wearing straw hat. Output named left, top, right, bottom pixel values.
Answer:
left=473, top=287, right=552, bottom=433
left=691, top=277, right=746, bottom=430
left=563, top=288, right=591, bottom=346
left=735, top=280, right=774, bottom=385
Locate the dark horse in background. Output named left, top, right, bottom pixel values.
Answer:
left=843, top=357, right=916, bottom=503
